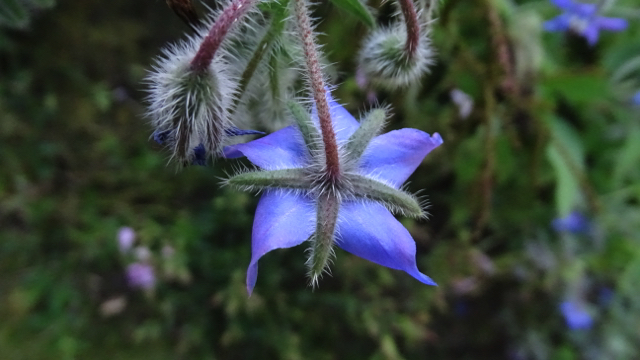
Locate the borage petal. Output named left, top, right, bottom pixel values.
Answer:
left=247, top=190, right=315, bottom=294
left=359, top=130, right=443, bottom=188
left=581, top=24, right=600, bottom=46
left=336, top=201, right=436, bottom=285
left=312, top=93, right=360, bottom=142
left=550, top=0, right=576, bottom=11
left=224, top=126, right=307, bottom=170
left=544, top=15, right=571, bottom=32
left=596, top=16, right=628, bottom=32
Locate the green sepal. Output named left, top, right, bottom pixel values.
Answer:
left=308, top=193, right=340, bottom=285
left=287, top=101, right=320, bottom=152
left=226, top=168, right=312, bottom=191
left=344, top=109, right=386, bottom=161
left=349, top=174, right=424, bottom=218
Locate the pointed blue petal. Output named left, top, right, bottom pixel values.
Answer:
left=247, top=190, right=315, bottom=295
left=543, top=16, right=570, bottom=32
left=582, top=24, right=599, bottom=46
left=329, top=99, right=360, bottom=142
left=359, top=130, right=443, bottom=188
left=223, top=126, right=307, bottom=170
left=549, top=0, right=575, bottom=10
left=572, top=3, right=597, bottom=17
left=596, top=17, right=628, bottom=32
left=225, top=127, right=265, bottom=136
left=336, top=201, right=436, bottom=285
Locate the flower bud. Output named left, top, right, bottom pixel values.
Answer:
left=146, top=35, right=234, bottom=167
left=358, top=24, right=434, bottom=89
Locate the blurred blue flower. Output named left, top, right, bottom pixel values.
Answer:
left=552, top=211, right=589, bottom=234
left=632, top=91, right=640, bottom=106
left=544, top=0, right=628, bottom=46
left=560, top=300, right=593, bottom=330
left=126, top=262, right=155, bottom=290
left=225, top=99, right=443, bottom=294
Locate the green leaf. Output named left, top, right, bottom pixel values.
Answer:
left=545, top=116, right=585, bottom=216
left=0, top=0, right=29, bottom=29
left=541, top=73, right=609, bottom=103
left=329, top=0, right=375, bottom=28
left=613, top=124, right=640, bottom=186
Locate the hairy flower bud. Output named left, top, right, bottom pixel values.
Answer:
left=146, top=34, right=234, bottom=167
left=358, top=24, right=434, bottom=89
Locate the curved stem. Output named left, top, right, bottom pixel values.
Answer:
left=398, top=0, right=420, bottom=59
left=292, top=0, right=341, bottom=180
left=190, top=0, right=257, bottom=72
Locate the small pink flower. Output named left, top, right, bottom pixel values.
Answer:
left=126, top=262, right=155, bottom=290
left=117, top=227, right=135, bottom=253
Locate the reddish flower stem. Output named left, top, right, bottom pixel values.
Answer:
left=190, top=0, right=257, bottom=72
left=398, top=0, right=420, bottom=59
left=293, top=0, right=341, bottom=180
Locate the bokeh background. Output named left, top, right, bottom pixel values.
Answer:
left=1, top=0, right=640, bottom=359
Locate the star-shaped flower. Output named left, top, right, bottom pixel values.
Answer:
left=544, top=0, right=628, bottom=46
left=224, top=95, right=443, bottom=294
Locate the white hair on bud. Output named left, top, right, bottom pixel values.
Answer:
left=358, top=23, right=435, bottom=89
left=145, top=2, right=266, bottom=167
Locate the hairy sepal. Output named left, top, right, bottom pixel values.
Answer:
left=344, top=108, right=387, bottom=161
left=349, top=174, right=425, bottom=218
left=226, top=168, right=312, bottom=191
left=288, top=101, right=321, bottom=153
left=307, top=193, right=340, bottom=286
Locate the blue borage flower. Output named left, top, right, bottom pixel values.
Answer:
left=560, top=300, right=593, bottom=330
left=544, top=0, right=628, bottom=46
left=552, top=211, right=590, bottom=234
left=224, top=94, right=442, bottom=294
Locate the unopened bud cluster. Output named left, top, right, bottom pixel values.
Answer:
left=359, top=24, right=434, bottom=89
left=146, top=35, right=233, bottom=166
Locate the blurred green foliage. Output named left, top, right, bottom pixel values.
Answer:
left=1, top=0, right=640, bottom=359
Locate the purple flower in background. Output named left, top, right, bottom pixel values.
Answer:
left=126, top=262, right=155, bottom=290
left=552, top=211, right=589, bottom=234
left=631, top=91, right=640, bottom=106
left=225, top=96, right=443, bottom=294
left=560, top=300, right=593, bottom=330
left=117, top=227, right=135, bottom=253
left=544, top=0, right=628, bottom=46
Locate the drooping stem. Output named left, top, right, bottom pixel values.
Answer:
left=292, top=0, right=341, bottom=180
left=190, top=0, right=257, bottom=72
left=398, top=0, right=420, bottom=59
